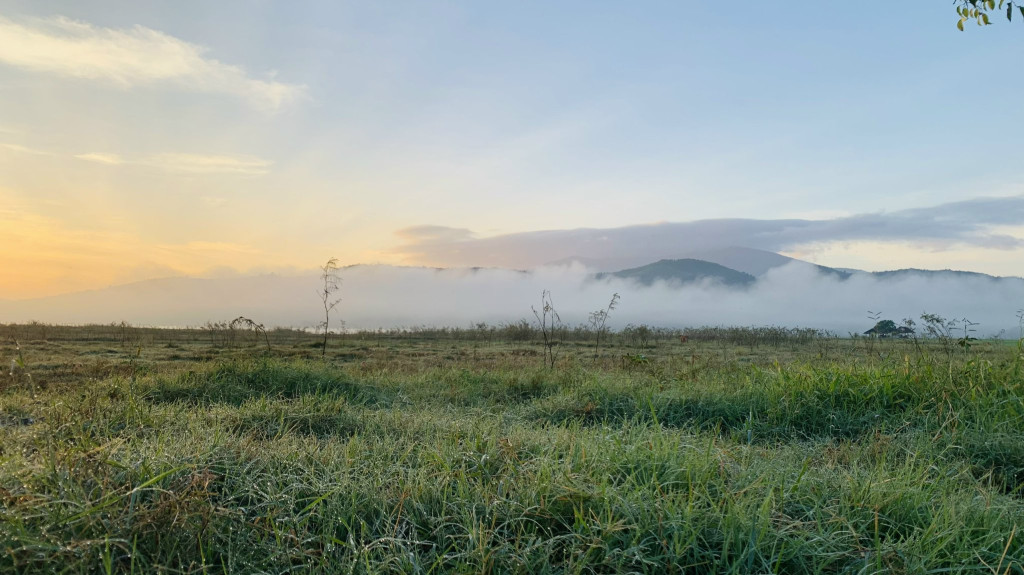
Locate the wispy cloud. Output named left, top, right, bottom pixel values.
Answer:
left=143, top=153, right=272, bottom=175
left=393, top=196, right=1024, bottom=268
left=0, top=15, right=305, bottom=110
left=395, top=225, right=476, bottom=242
left=202, top=197, right=228, bottom=208
left=0, top=141, right=52, bottom=155
left=158, top=241, right=262, bottom=255
left=74, top=151, right=272, bottom=175
left=74, top=152, right=124, bottom=165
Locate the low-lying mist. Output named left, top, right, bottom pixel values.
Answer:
left=338, top=263, right=1021, bottom=337
left=2, top=262, right=1020, bottom=337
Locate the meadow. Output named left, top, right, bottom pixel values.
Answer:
left=1, top=322, right=1022, bottom=574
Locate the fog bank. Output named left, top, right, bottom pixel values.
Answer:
left=1, top=262, right=1020, bottom=337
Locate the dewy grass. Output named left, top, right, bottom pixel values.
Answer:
left=0, top=330, right=1022, bottom=573
left=148, top=358, right=392, bottom=407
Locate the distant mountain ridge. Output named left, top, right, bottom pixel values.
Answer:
left=682, top=247, right=799, bottom=276
left=688, top=247, right=851, bottom=279
left=553, top=246, right=853, bottom=279
left=867, top=268, right=1021, bottom=281
left=583, top=248, right=1018, bottom=290
left=596, top=259, right=756, bottom=287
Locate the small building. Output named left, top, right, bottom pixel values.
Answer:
left=864, top=325, right=915, bottom=338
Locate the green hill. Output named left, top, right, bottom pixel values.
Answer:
left=598, top=258, right=756, bottom=287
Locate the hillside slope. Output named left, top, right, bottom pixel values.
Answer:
left=598, top=259, right=756, bottom=287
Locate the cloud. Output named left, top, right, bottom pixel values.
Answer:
left=142, top=153, right=272, bottom=175
left=0, top=142, right=52, bottom=155
left=160, top=241, right=262, bottom=255
left=393, top=196, right=1024, bottom=268
left=74, top=152, right=124, bottom=164
left=0, top=15, right=304, bottom=110
left=395, top=225, right=476, bottom=242
left=112, top=261, right=188, bottom=284
left=202, top=197, right=228, bottom=208
left=74, top=151, right=272, bottom=174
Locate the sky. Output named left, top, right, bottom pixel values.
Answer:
left=1, top=1, right=1022, bottom=300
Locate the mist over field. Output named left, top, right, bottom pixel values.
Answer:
left=1, top=262, right=1020, bottom=337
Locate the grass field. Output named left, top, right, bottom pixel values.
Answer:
left=1, top=323, right=1022, bottom=573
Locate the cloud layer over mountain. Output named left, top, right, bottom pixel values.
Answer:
left=394, top=196, right=1024, bottom=269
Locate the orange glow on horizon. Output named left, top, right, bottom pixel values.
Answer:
left=0, top=205, right=385, bottom=299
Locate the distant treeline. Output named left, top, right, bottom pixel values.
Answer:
left=357, top=322, right=829, bottom=350
left=0, top=320, right=837, bottom=350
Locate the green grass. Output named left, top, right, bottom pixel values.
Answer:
left=1, top=330, right=1022, bottom=573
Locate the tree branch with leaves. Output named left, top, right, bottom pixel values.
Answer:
left=955, top=0, right=1024, bottom=30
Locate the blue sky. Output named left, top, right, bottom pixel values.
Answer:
left=0, top=1, right=1021, bottom=297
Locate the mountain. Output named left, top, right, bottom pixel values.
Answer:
left=685, top=246, right=852, bottom=279
left=597, top=259, right=756, bottom=287
left=869, top=268, right=1020, bottom=282
left=681, top=247, right=793, bottom=276
left=552, top=247, right=856, bottom=278
left=545, top=255, right=648, bottom=272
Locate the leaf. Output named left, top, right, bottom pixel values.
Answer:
left=1019, top=5, right=1024, bottom=18
left=958, top=17, right=966, bottom=30
left=982, top=12, right=991, bottom=24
